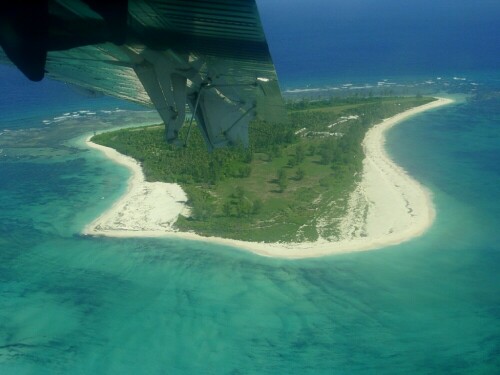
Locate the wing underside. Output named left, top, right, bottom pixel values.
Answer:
left=0, top=0, right=285, bottom=149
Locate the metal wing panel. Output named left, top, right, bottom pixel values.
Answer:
left=45, top=45, right=152, bottom=106
left=0, top=0, right=286, bottom=148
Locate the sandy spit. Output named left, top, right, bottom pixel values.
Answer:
left=83, top=98, right=454, bottom=258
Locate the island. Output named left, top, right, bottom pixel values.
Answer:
left=83, top=96, right=453, bottom=258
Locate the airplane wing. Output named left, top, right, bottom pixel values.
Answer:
left=0, top=0, right=286, bottom=149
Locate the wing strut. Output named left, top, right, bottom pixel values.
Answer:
left=130, top=49, right=190, bottom=145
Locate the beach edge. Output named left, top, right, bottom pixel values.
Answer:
left=82, top=97, right=454, bottom=259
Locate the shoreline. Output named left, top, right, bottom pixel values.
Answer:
left=83, top=97, right=454, bottom=258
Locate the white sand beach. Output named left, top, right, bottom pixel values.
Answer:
left=83, top=97, right=453, bottom=258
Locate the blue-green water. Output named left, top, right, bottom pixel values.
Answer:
left=2, top=0, right=500, bottom=367
left=1, top=70, right=498, bottom=373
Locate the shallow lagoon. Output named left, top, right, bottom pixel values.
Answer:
left=1, top=68, right=499, bottom=373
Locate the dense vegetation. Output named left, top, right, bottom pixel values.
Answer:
left=92, top=96, right=434, bottom=242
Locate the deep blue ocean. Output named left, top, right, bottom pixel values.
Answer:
left=1, top=1, right=499, bottom=373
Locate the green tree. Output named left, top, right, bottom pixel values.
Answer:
left=235, top=186, right=245, bottom=199
left=222, top=201, right=232, bottom=217
left=252, top=199, right=263, bottom=214
left=236, top=197, right=253, bottom=217
left=272, top=145, right=282, bottom=158
left=319, top=147, right=332, bottom=165
left=308, top=144, right=316, bottom=156
left=295, top=167, right=305, bottom=181
left=277, top=168, right=288, bottom=193
left=295, top=144, right=305, bottom=164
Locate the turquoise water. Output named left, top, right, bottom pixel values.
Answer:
left=1, top=52, right=499, bottom=374
left=1, top=73, right=499, bottom=374
left=3, top=0, right=500, bottom=370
